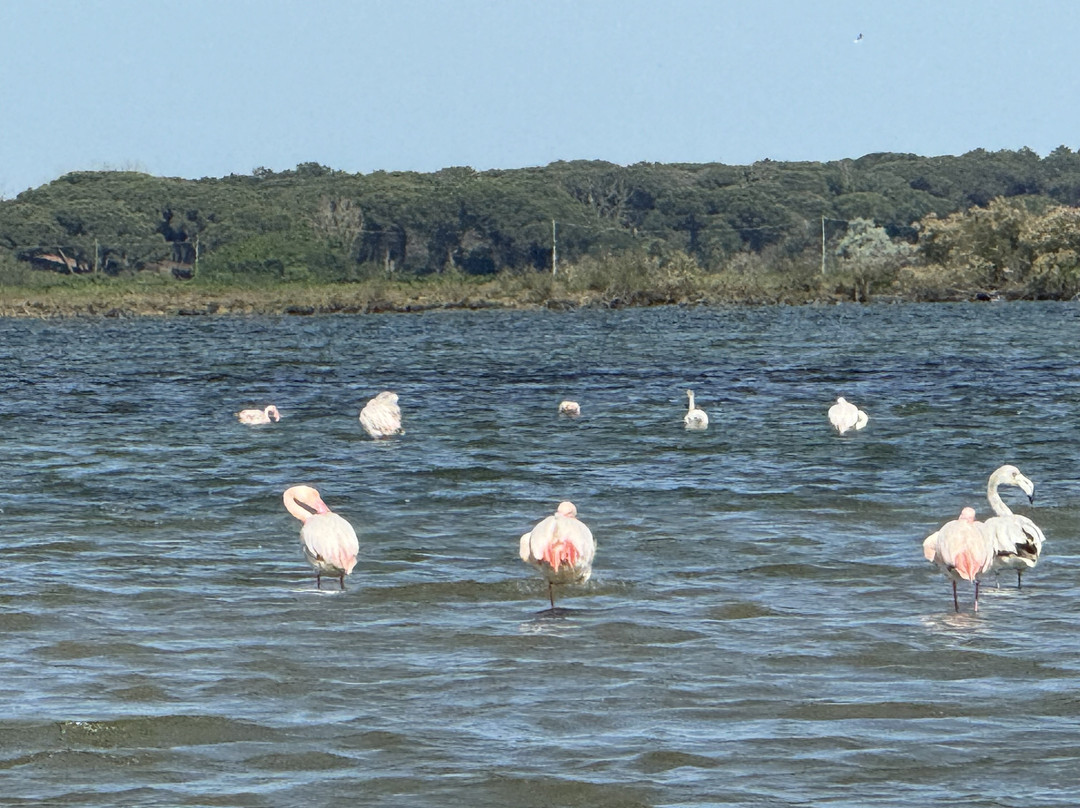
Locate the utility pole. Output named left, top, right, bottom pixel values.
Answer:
left=821, top=217, right=826, bottom=274
left=551, top=219, right=558, bottom=276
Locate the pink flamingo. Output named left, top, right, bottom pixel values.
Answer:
left=922, top=506, right=994, bottom=612
left=283, top=485, right=359, bottom=589
left=236, top=405, right=280, bottom=425
left=359, top=391, right=403, bottom=438
left=519, top=501, right=596, bottom=609
left=828, top=397, right=868, bottom=434
left=558, top=400, right=581, bottom=417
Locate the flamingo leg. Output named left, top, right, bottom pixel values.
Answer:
left=548, top=582, right=555, bottom=609
left=316, top=572, right=322, bottom=590
left=1017, top=570, right=1023, bottom=590
left=339, top=572, right=346, bottom=590
left=974, top=580, right=980, bottom=612
left=952, top=580, right=959, bottom=612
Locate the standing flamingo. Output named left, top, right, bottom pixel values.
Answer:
left=981, top=464, right=1046, bottom=588
left=922, top=506, right=994, bottom=612
left=558, top=400, right=581, bottom=417
left=359, top=391, right=403, bottom=438
left=283, top=485, right=359, bottom=589
left=684, top=390, right=709, bottom=430
left=236, top=405, right=280, bottom=425
left=828, top=397, right=868, bottom=434
left=519, top=501, right=596, bottom=610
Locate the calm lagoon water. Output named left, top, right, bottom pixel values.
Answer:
left=2, top=302, right=1079, bottom=807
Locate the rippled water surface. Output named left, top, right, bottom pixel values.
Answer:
left=2, top=303, right=1080, bottom=807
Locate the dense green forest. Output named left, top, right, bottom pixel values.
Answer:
left=4, top=146, right=1080, bottom=311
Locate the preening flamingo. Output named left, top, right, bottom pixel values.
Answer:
left=519, top=501, right=596, bottom=609
left=359, top=391, right=403, bottom=439
left=828, top=397, right=868, bottom=434
left=237, top=405, right=281, bottom=425
left=684, top=390, right=709, bottom=430
left=981, top=464, right=1046, bottom=588
left=923, top=506, right=994, bottom=612
left=283, top=485, right=359, bottom=589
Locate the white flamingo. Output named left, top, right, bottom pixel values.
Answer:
left=981, top=464, right=1045, bottom=588
left=359, top=391, right=403, bottom=438
left=236, top=405, right=280, bottom=425
left=828, top=397, right=868, bottom=434
left=923, top=506, right=994, bottom=612
left=282, top=485, right=359, bottom=589
left=558, top=400, right=581, bottom=417
left=684, top=390, right=709, bottom=430
left=519, top=501, right=596, bottom=609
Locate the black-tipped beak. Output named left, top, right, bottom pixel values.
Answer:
left=1028, top=494, right=1035, bottom=504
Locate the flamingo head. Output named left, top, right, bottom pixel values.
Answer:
left=1003, top=465, right=1035, bottom=502
left=836, top=396, right=848, bottom=405
left=556, top=501, right=577, bottom=518
left=958, top=506, right=976, bottom=523
left=266, top=405, right=281, bottom=422
left=283, top=485, right=330, bottom=522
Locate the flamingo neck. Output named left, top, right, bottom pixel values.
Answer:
left=987, top=474, right=1013, bottom=517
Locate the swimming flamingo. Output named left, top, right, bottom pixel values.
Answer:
left=923, top=506, right=994, bottom=612
left=359, top=391, right=403, bottom=438
left=519, top=501, right=596, bottom=609
left=828, top=397, right=868, bottom=434
left=236, top=405, right=280, bottom=425
left=558, top=400, right=581, bottom=417
left=981, top=464, right=1046, bottom=588
left=282, top=485, right=359, bottom=589
left=684, top=390, right=709, bottom=430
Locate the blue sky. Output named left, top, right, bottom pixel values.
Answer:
left=2, top=0, right=1078, bottom=196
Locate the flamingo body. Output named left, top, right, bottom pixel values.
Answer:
left=558, top=400, right=581, bottom=417
left=923, top=506, right=994, bottom=612
left=359, top=391, right=403, bottom=438
left=283, top=485, right=359, bottom=589
left=828, top=397, right=868, bottom=434
left=519, top=501, right=596, bottom=608
left=684, top=389, right=708, bottom=430
left=237, top=405, right=280, bottom=425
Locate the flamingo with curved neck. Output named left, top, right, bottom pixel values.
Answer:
left=684, top=390, right=708, bottom=430
left=237, top=405, right=281, bottom=425
left=982, top=464, right=1045, bottom=588
left=283, top=485, right=359, bottom=590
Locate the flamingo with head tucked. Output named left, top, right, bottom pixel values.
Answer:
left=558, top=400, right=581, bottom=417
left=519, top=501, right=596, bottom=609
left=237, top=405, right=280, bottom=425
left=981, top=464, right=1046, bottom=588
left=828, top=397, right=868, bottom=434
left=283, top=485, right=359, bottom=589
left=923, top=506, right=994, bottom=612
left=359, top=391, right=403, bottom=438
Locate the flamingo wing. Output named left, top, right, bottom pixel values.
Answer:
left=301, top=512, right=359, bottom=574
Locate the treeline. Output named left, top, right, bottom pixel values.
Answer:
left=3, top=147, right=1080, bottom=300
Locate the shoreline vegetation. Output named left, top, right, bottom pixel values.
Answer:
left=0, top=258, right=1043, bottom=319
left=6, top=150, right=1080, bottom=317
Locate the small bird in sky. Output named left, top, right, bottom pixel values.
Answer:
left=854, top=33, right=863, bottom=43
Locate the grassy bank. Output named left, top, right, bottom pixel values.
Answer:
left=0, top=257, right=1017, bottom=318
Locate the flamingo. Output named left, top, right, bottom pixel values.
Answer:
left=828, top=397, right=868, bottom=434
left=558, top=400, right=581, bottom=417
left=519, top=501, right=596, bottom=609
left=359, top=391, right=403, bottom=438
left=282, top=485, right=359, bottom=589
left=684, top=390, right=709, bottom=430
left=236, top=405, right=280, bottom=425
left=981, top=464, right=1046, bottom=588
left=923, top=506, right=994, bottom=612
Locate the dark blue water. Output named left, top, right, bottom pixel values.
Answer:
left=1, top=303, right=1078, bottom=807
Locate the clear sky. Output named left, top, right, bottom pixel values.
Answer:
left=2, top=0, right=1078, bottom=196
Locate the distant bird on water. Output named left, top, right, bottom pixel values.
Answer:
left=923, top=506, right=994, bottom=612
left=236, top=404, right=280, bottom=425
left=828, top=397, right=868, bottom=434
left=283, top=485, right=359, bottom=590
left=519, top=501, right=596, bottom=610
left=359, top=391, right=403, bottom=438
left=684, top=389, right=709, bottom=430
left=558, top=400, right=581, bottom=417
left=981, top=464, right=1046, bottom=588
